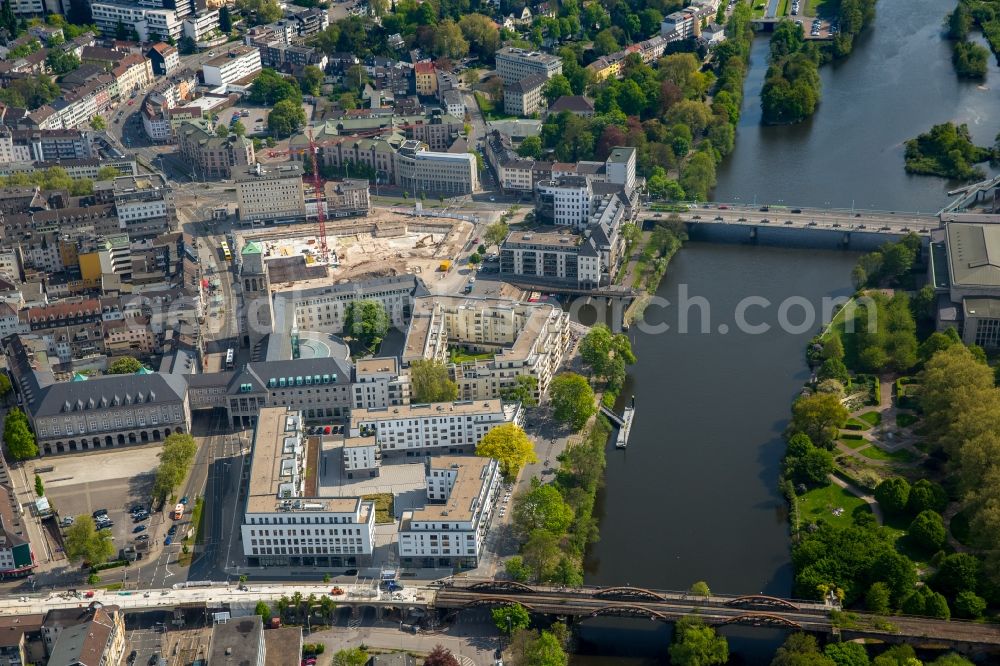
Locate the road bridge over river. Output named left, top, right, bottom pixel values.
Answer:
left=434, top=580, right=1000, bottom=651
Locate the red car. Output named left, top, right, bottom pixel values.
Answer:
left=324, top=426, right=332, bottom=434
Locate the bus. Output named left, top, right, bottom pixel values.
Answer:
left=225, top=348, right=235, bottom=370
left=220, top=240, right=232, bottom=263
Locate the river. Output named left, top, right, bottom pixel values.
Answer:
left=576, top=0, right=993, bottom=663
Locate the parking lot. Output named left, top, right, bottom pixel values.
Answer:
left=218, top=106, right=269, bottom=136
left=30, top=447, right=163, bottom=557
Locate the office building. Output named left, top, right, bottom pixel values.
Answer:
left=398, top=455, right=502, bottom=568
left=394, top=140, right=478, bottom=195
left=147, top=43, right=180, bottom=76
left=495, top=47, right=562, bottom=83
left=101, top=174, right=175, bottom=240
left=176, top=122, right=255, bottom=179
left=241, top=407, right=376, bottom=567
left=402, top=295, right=571, bottom=402
left=321, top=179, right=370, bottom=219
left=202, top=46, right=262, bottom=86
left=235, top=163, right=307, bottom=224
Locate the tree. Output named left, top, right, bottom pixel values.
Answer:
left=476, top=423, right=538, bottom=478
left=331, top=648, right=368, bottom=666
left=785, top=447, right=834, bottom=486
left=580, top=324, right=635, bottom=390
left=954, top=590, right=986, bottom=619
left=152, top=433, right=198, bottom=502
left=505, top=555, right=530, bottom=582
left=97, top=166, right=122, bottom=181
left=423, top=646, right=460, bottom=666
left=344, top=300, right=389, bottom=352
left=549, top=372, right=595, bottom=431
left=431, top=19, right=469, bottom=59
left=817, top=358, right=850, bottom=385
left=236, top=0, right=282, bottom=24
left=107, top=357, right=143, bottom=374
left=484, top=221, right=510, bottom=249
left=254, top=601, right=272, bottom=621
left=89, top=116, right=105, bottom=131
left=34, top=474, right=44, bottom=497
left=689, top=581, right=711, bottom=597
left=344, top=64, right=369, bottom=90
left=512, top=483, right=572, bottom=536
left=907, top=479, right=947, bottom=514
left=4, top=408, right=37, bottom=460
left=865, top=581, right=891, bottom=614
left=907, top=510, right=945, bottom=552
left=823, top=335, right=845, bottom=361
left=771, top=633, right=835, bottom=666
left=232, top=121, right=246, bottom=137
left=901, top=585, right=950, bottom=619
left=491, top=603, right=530, bottom=634
left=933, top=553, right=979, bottom=597
left=469, top=253, right=482, bottom=265
left=522, top=529, right=561, bottom=581
left=929, top=656, right=974, bottom=666
left=409, top=359, right=458, bottom=403
left=543, top=74, right=572, bottom=104
left=268, top=99, right=306, bottom=139
left=522, top=631, right=568, bottom=666
left=668, top=615, right=728, bottom=666
left=500, top=375, right=538, bottom=407
left=872, top=645, right=918, bottom=666
left=679, top=151, right=717, bottom=202
left=46, top=49, right=80, bottom=74
left=824, top=642, right=870, bottom=666
left=874, top=477, right=910, bottom=515
left=0, top=372, right=11, bottom=398
left=789, top=392, right=849, bottom=449
left=249, top=69, right=302, bottom=105
left=219, top=5, right=232, bottom=32
left=300, top=65, right=324, bottom=96
left=458, top=13, right=499, bottom=58
left=64, top=515, right=114, bottom=564
left=216, top=123, right=230, bottom=138
left=517, top=135, right=543, bottom=159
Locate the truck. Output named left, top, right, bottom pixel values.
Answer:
left=172, top=503, right=184, bottom=520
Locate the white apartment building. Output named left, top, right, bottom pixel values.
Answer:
left=241, top=408, right=376, bottom=567
left=394, top=140, right=478, bottom=195
left=398, top=455, right=502, bottom=568
left=105, top=173, right=175, bottom=240
left=340, top=435, right=380, bottom=477
left=90, top=2, right=185, bottom=41
left=202, top=46, right=262, bottom=86
left=235, top=162, right=306, bottom=224
left=606, top=146, right=636, bottom=191
left=495, top=46, right=562, bottom=83
left=537, top=176, right=593, bottom=229
left=349, top=399, right=523, bottom=456
left=272, top=274, right=426, bottom=338
left=503, top=72, right=547, bottom=117
left=183, top=9, right=221, bottom=42
left=353, top=357, right=409, bottom=410
left=403, top=295, right=571, bottom=402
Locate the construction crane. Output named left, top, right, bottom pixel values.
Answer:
left=306, top=125, right=328, bottom=262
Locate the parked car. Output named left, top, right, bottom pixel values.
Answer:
left=164, top=536, right=172, bottom=546
left=179, top=496, right=188, bottom=505
left=133, top=525, right=147, bottom=533
left=135, top=534, right=149, bottom=542
left=93, top=509, right=108, bottom=518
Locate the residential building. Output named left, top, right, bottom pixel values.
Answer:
left=536, top=176, right=592, bottom=228
left=394, top=140, right=478, bottom=195
left=352, top=357, right=409, bottom=410
left=350, top=399, right=523, bottom=456
left=398, top=455, right=502, bottom=568
left=89, top=2, right=185, bottom=41
left=240, top=407, right=376, bottom=567
left=147, top=43, right=180, bottom=76
left=0, top=455, right=35, bottom=578
left=321, top=179, right=370, bottom=219
left=503, top=72, right=547, bottom=117
left=202, top=46, right=262, bottom=86
left=101, top=174, right=175, bottom=240
left=442, top=89, right=465, bottom=118
left=414, top=61, right=437, bottom=96
left=339, top=435, right=380, bottom=477
left=45, top=605, right=124, bottom=666
left=176, top=122, right=255, bottom=179
left=548, top=95, right=595, bottom=117
left=494, top=46, right=562, bottom=83
left=182, top=10, right=221, bottom=43
left=0, top=128, right=95, bottom=163
left=209, top=617, right=265, bottom=666
left=235, top=162, right=307, bottom=225
left=110, top=54, right=154, bottom=98
left=606, top=146, right=636, bottom=191
left=0, top=615, right=44, bottom=666
left=402, top=295, right=571, bottom=401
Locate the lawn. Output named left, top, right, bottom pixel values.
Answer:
left=856, top=445, right=917, bottom=463
left=839, top=436, right=868, bottom=450
left=846, top=417, right=871, bottom=430
left=449, top=348, right=495, bottom=363
left=187, top=497, right=205, bottom=545
left=798, top=483, right=872, bottom=529
left=474, top=92, right=514, bottom=120
left=778, top=0, right=790, bottom=16
left=858, top=411, right=882, bottom=427
left=362, top=493, right=395, bottom=524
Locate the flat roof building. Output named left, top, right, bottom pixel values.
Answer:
left=235, top=162, right=306, bottom=224
left=495, top=46, right=562, bottom=84
left=202, top=46, right=262, bottom=86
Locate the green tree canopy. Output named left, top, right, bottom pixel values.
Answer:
left=512, top=482, right=573, bottom=537
left=267, top=99, right=306, bottom=138
left=668, top=615, right=728, bottom=666
left=107, top=357, right=144, bottom=374
left=549, top=372, right=595, bottom=431
left=4, top=408, right=37, bottom=460
left=476, top=423, right=538, bottom=478
left=409, top=359, right=458, bottom=403
left=874, top=477, right=910, bottom=515
left=823, top=641, right=870, bottom=666
left=500, top=375, right=538, bottom=407
left=522, top=631, right=568, bottom=666
left=330, top=648, right=368, bottom=666
left=64, top=515, right=115, bottom=564
left=250, top=69, right=303, bottom=105
left=771, top=633, right=835, bottom=666
left=491, top=603, right=530, bottom=634
left=789, top=392, right=849, bottom=449
left=484, top=221, right=510, bottom=248
left=152, top=433, right=198, bottom=502
left=907, top=510, right=946, bottom=552
left=344, top=300, right=389, bottom=352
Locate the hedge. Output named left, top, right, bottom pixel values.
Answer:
left=841, top=432, right=865, bottom=441
left=844, top=423, right=865, bottom=431
left=90, top=559, right=128, bottom=573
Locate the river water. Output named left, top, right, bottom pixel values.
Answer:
left=577, top=0, right=997, bottom=662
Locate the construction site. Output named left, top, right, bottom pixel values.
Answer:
left=233, top=212, right=475, bottom=283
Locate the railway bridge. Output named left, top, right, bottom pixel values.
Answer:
left=434, top=580, right=1000, bottom=651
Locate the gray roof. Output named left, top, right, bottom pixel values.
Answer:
left=272, top=274, right=428, bottom=304
left=227, top=357, right=353, bottom=395
left=548, top=95, right=594, bottom=113
left=506, top=72, right=548, bottom=94
left=33, top=372, right=188, bottom=418
left=947, top=222, right=1000, bottom=287
left=209, top=617, right=263, bottom=666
